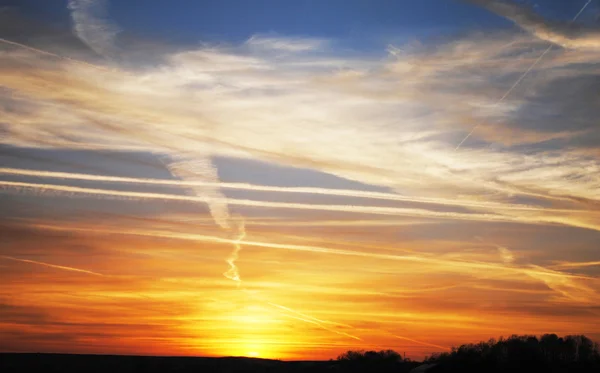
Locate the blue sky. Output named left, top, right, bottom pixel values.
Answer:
left=10, top=0, right=600, bottom=55
left=8, top=0, right=510, bottom=46
left=13, top=1, right=597, bottom=38
left=107, top=0, right=505, bottom=43
left=11, top=0, right=599, bottom=54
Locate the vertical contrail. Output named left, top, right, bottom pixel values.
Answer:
left=166, top=155, right=231, bottom=229
left=455, top=0, right=592, bottom=150
left=223, top=215, right=246, bottom=284
left=68, top=0, right=121, bottom=59
left=165, top=154, right=248, bottom=284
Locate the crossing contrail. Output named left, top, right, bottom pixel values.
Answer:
left=22, top=222, right=594, bottom=282
left=393, top=335, right=448, bottom=350
left=0, top=37, right=111, bottom=71
left=0, top=255, right=105, bottom=276
left=239, top=287, right=363, bottom=341
left=455, top=0, right=592, bottom=150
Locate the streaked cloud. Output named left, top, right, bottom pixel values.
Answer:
left=246, top=35, right=328, bottom=52
left=68, top=0, right=120, bottom=58
left=470, top=0, right=600, bottom=50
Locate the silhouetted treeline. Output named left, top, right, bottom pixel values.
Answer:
left=425, top=334, right=600, bottom=373
left=1, top=334, right=599, bottom=373
left=336, top=349, right=418, bottom=372
left=0, top=352, right=419, bottom=373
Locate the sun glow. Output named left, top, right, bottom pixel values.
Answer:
left=227, top=340, right=274, bottom=359
left=195, top=303, right=287, bottom=359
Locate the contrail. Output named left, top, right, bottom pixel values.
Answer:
left=249, top=219, right=435, bottom=227
left=0, top=255, right=105, bottom=276
left=16, top=219, right=598, bottom=306
left=474, top=236, right=515, bottom=264
left=278, top=313, right=362, bottom=341
left=0, top=37, right=111, bottom=72
left=455, top=0, right=592, bottom=150
left=161, top=155, right=248, bottom=285
left=223, top=216, right=246, bottom=284
left=393, top=335, right=448, bottom=350
left=165, top=156, right=232, bottom=230
left=240, top=287, right=362, bottom=341
left=1, top=167, right=585, bottom=214
left=525, top=264, right=597, bottom=304
left=550, top=261, right=600, bottom=269
left=0, top=180, right=558, bottom=224
left=3, top=180, right=599, bottom=231
left=266, top=302, right=355, bottom=329
left=24, top=222, right=594, bottom=282
left=68, top=0, right=120, bottom=59
left=573, top=0, right=594, bottom=21
left=267, top=302, right=362, bottom=341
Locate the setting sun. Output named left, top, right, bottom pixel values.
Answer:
left=226, top=339, right=273, bottom=359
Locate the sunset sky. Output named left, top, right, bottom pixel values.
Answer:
left=1, top=0, right=600, bottom=361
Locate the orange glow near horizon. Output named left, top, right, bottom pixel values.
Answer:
left=1, top=212, right=599, bottom=360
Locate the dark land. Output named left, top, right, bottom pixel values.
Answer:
left=2, top=334, right=600, bottom=373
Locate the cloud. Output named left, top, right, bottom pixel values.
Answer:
left=469, top=0, right=600, bottom=50
left=16, top=220, right=595, bottom=288
left=524, top=265, right=599, bottom=304
left=497, top=246, right=515, bottom=263
left=1, top=212, right=598, bottom=357
left=246, top=35, right=328, bottom=52
left=68, top=0, right=120, bottom=58
left=2, top=18, right=600, bottom=227
left=2, top=4, right=600, bottom=357
left=165, top=154, right=232, bottom=230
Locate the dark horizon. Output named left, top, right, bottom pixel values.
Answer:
left=3, top=333, right=600, bottom=372
left=2, top=332, right=599, bottom=361
left=2, top=0, right=600, bottom=363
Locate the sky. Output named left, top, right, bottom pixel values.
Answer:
left=1, top=0, right=600, bottom=361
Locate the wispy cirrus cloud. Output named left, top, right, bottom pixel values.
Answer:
left=246, top=35, right=328, bottom=53
left=2, top=33, right=600, bottom=205
left=67, top=0, right=120, bottom=58
left=469, top=0, right=600, bottom=50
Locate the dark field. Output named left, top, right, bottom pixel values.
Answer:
left=2, top=334, right=600, bottom=372
left=0, top=354, right=338, bottom=373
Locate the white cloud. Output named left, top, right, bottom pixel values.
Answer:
left=2, top=16, right=600, bottom=230
left=68, top=0, right=121, bottom=57
left=471, top=0, right=600, bottom=50
left=246, top=35, right=328, bottom=53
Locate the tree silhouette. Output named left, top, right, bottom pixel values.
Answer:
left=426, top=334, right=600, bottom=373
left=336, top=349, right=410, bottom=372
